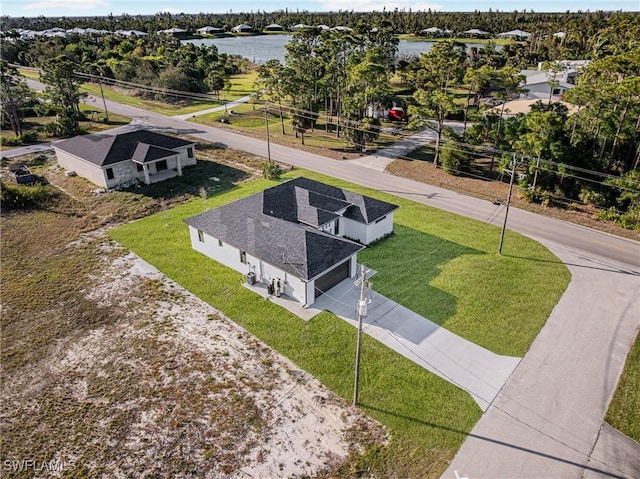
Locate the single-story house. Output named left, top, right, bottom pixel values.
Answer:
left=520, top=70, right=575, bottom=100
left=519, top=61, right=588, bottom=100
left=464, top=28, right=490, bottom=37
left=53, top=129, right=196, bottom=189
left=184, top=177, right=399, bottom=307
left=156, top=27, right=187, bottom=35
left=264, top=23, right=284, bottom=31
left=497, top=29, right=531, bottom=40
left=231, top=24, right=254, bottom=33
left=197, top=26, right=224, bottom=35
left=421, top=27, right=443, bottom=36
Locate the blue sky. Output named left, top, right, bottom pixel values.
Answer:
left=0, top=0, right=638, bottom=18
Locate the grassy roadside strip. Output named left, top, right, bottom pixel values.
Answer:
left=606, top=330, right=640, bottom=443
left=109, top=169, right=569, bottom=475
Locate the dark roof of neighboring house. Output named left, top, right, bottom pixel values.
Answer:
left=184, top=192, right=364, bottom=280
left=54, top=130, right=194, bottom=167
left=131, top=143, right=178, bottom=163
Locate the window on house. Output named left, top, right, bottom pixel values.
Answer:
left=335, top=220, right=339, bottom=235
left=240, top=251, right=247, bottom=264
left=198, top=230, right=204, bottom=242
left=553, top=88, right=561, bottom=95
left=136, top=163, right=144, bottom=172
left=218, top=239, right=223, bottom=247
left=375, top=215, right=387, bottom=224
left=187, top=147, right=194, bottom=158
left=106, top=168, right=114, bottom=180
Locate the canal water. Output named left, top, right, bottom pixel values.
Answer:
left=185, top=35, right=491, bottom=64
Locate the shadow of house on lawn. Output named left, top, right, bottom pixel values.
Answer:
left=359, top=223, right=483, bottom=329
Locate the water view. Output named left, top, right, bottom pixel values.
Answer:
left=185, top=35, right=492, bottom=64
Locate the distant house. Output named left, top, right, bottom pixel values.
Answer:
left=290, top=23, right=310, bottom=31
left=156, top=27, right=188, bottom=35
left=421, top=27, right=443, bottom=36
left=115, top=29, right=148, bottom=37
left=264, top=23, right=284, bottom=32
left=520, top=60, right=589, bottom=100
left=331, top=26, right=353, bottom=32
left=53, top=129, right=196, bottom=189
left=497, top=29, right=531, bottom=40
left=463, top=28, right=490, bottom=37
left=184, top=177, right=399, bottom=307
left=197, top=26, right=224, bottom=35
left=231, top=24, right=254, bottom=33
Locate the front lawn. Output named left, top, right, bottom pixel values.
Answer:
left=109, top=169, right=570, bottom=476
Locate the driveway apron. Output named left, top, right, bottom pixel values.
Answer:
left=313, top=276, right=521, bottom=412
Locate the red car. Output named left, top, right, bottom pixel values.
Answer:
left=388, top=107, right=408, bottom=122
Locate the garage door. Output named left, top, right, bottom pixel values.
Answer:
left=314, top=260, right=350, bottom=300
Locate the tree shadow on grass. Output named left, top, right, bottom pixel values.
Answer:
left=360, top=223, right=483, bottom=328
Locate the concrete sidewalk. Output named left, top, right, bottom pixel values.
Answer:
left=172, top=95, right=253, bottom=120
left=313, top=277, right=521, bottom=412
left=347, top=121, right=466, bottom=172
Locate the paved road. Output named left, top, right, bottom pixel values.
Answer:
left=4, top=96, right=639, bottom=478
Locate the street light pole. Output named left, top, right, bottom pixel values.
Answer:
left=499, top=154, right=517, bottom=255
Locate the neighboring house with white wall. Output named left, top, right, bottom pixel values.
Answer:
left=53, top=129, right=196, bottom=189
left=520, top=60, right=590, bottom=101
left=184, top=177, right=399, bottom=307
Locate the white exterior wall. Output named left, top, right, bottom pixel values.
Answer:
left=188, top=226, right=309, bottom=306
left=365, top=212, right=395, bottom=244
left=340, top=218, right=368, bottom=244
left=339, top=212, right=395, bottom=245
left=522, top=83, right=566, bottom=100
left=54, top=148, right=108, bottom=188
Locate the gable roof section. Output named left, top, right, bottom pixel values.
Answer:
left=131, top=143, right=178, bottom=163
left=54, top=130, right=193, bottom=167
left=185, top=193, right=363, bottom=280
left=269, top=177, right=399, bottom=225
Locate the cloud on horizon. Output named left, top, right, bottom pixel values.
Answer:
left=21, top=0, right=110, bottom=11
left=317, top=0, right=442, bottom=11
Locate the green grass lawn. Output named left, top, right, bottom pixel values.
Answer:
left=606, top=331, right=640, bottom=443
left=109, top=169, right=569, bottom=475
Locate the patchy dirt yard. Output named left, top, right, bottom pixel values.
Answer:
left=0, top=152, right=386, bottom=478
left=1, top=233, right=385, bottom=478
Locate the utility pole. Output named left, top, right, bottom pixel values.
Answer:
left=353, top=264, right=367, bottom=406
left=531, top=154, right=541, bottom=190
left=264, top=103, right=272, bottom=163
left=98, top=78, right=109, bottom=122
left=499, top=154, right=517, bottom=255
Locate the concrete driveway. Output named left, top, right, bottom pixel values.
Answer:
left=312, top=273, right=521, bottom=412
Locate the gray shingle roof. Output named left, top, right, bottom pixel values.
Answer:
left=184, top=192, right=364, bottom=280
left=131, top=143, right=177, bottom=163
left=54, top=130, right=193, bottom=167
left=265, top=177, right=398, bottom=225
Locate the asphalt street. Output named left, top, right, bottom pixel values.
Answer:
left=3, top=93, right=639, bottom=479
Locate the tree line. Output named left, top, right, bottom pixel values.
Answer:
left=2, top=10, right=639, bottom=61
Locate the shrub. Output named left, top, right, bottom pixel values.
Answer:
left=262, top=162, right=283, bottom=180
left=0, top=136, right=22, bottom=147
left=19, top=131, right=39, bottom=143
left=0, top=181, right=53, bottom=210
